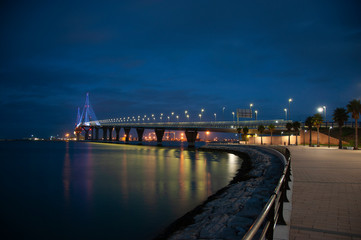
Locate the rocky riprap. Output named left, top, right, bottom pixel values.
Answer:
left=158, top=144, right=285, bottom=240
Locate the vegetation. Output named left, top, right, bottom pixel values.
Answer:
left=285, top=122, right=293, bottom=145
left=292, top=121, right=301, bottom=145
left=332, top=107, right=349, bottom=149
left=242, top=126, right=249, bottom=143
left=312, top=113, right=324, bottom=147
left=268, top=124, right=275, bottom=145
left=305, top=116, right=313, bottom=147
left=346, top=99, right=361, bottom=150
left=257, top=125, right=265, bottom=145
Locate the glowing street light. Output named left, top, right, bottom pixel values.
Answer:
left=255, top=110, right=258, bottom=120
left=187, top=114, right=190, bottom=121
left=199, top=114, right=202, bottom=121
left=232, top=112, right=235, bottom=122
left=288, top=98, right=293, bottom=120
left=222, top=106, right=226, bottom=120
left=176, top=115, right=179, bottom=122
left=214, top=113, right=216, bottom=121
left=328, top=126, right=332, bottom=148
left=284, top=108, right=288, bottom=120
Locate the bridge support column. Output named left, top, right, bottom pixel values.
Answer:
left=108, top=127, right=113, bottom=141
left=124, top=127, right=131, bottom=143
left=185, top=129, right=198, bottom=148
left=102, top=127, right=108, bottom=141
left=95, top=127, right=99, bottom=140
left=76, top=132, right=80, bottom=141
left=136, top=128, right=145, bottom=143
left=84, top=128, right=90, bottom=140
left=115, top=127, right=121, bottom=141
left=155, top=128, right=165, bottom=146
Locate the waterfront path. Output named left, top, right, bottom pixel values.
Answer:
left=289, top=146, right=361, bottom=240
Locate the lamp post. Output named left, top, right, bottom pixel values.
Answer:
left=232, top=112, right=235, bottom=122
left=176, top=115, right=179, bottom=122
left=288, top=98, right=292, bottom=120
left=250, top=103, right=253, bottom=118
left=323, top=106, right=327, bottom=121
left=185, top=110, right=188, bottom=121
left=222, top=106, right=225, bottom=120
left=187, top=114, right=189, bottom=121
left=214, top=113, right=216, bottom=121
left=284, top=108, right=288, bottom=120
left=255, top=110, right=258, bottom=120
left=328, top=126, right=332, bottom=148
left=199, top=114, right=202, bottom=121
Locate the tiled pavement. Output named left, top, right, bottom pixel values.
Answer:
left=289, top=146, right=361, bottom=240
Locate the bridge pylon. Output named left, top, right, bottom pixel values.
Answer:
left=75, top=93, right=100, bottom=140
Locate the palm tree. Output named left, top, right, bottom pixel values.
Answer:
left=312, top=113, right=323, bottom=147
left=292, top=121, right=301, bottom=146
left=237, top=128, right=242, bottom=142
left=258, top=125, right=265, bottom=145
left=242, top=126, right=249, bottom=144
left=305, top=116, right=313, bottom=147
left=346, top=99, right=361, bottom=150
left=268, top=124, right=275, bottom=145
left=286, top=122, right=293, bottom=145
left=333, top=107, right=349, bottom=149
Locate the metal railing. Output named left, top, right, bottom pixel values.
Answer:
left=242, top=148, right=291, bottom=240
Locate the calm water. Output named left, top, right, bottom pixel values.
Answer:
left=0, top=141, right=242, bottom=240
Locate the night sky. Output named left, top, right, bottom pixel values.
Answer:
left=1, top=0, right=360, bottom=139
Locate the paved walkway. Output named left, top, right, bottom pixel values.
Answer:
left=289, top=146, right=361, bottom=240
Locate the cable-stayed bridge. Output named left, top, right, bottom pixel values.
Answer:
left=74, top=94, right=295, bottom=146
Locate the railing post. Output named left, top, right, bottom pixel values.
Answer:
left=266, top=200, right=275, bottom=240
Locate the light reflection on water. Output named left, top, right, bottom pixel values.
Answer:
left=1, top=141, right=242, bottom=240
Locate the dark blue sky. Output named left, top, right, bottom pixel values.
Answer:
left=1, top=0, right=360, bottom=138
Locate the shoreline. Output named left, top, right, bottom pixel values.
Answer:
left=157, top=144, right=285, bottom=239
left=153, top=147, right=253, bottom=240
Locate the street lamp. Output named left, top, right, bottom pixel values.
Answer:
left=199, top=114, right=202, bottom=121
left=176, top=115, right=179, bottom=122
left=288, top=98, right=292, bottom=120
left=328, top=126, right=333, bottom=148
left=232, top=112, right=235, bottom=122
left=250, top=103, right=253, bottom=118
left=222, top=106, right=226, bottom=120
left=323, top=106, right=327, bottom=121
left=284, top=108, right=288, bottom=120
left=187, top=114, right=189, bottom=121
left=214, top=113, right=216, bottom=121
left=255, top=110, right=258, bottom=120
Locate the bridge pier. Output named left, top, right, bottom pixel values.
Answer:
left=95, top=127, right=99, bottom=140
left=76, top=132, right=80, bottom=141
left=136, top=128, right=145, bottom=143
left=124, top=127, right=131, bottom=143
left=102, top=127, right=108, bottom=141
left=108, top=127, right=113, bottom=141
left=84, top=128, right=90, bottom=140
left=115, top=127, right=121, bottom=141
left=185, top=129, right=198, bottom=147
left=155, top=128, right=165, bottom=146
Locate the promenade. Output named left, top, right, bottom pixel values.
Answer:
left=289, top=146, right=361, bottom=240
